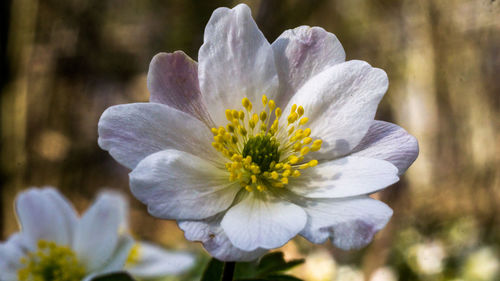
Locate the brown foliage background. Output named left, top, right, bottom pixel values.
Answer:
left=1, top=0, right=499, bottom=280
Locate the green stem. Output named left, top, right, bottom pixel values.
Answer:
left=222, top=261, right=236, bottom=281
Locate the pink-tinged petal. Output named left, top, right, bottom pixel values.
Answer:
left=221, top=195, right=307, bottom=251
left=351, top=121, right=419, bottom=175
left=289, top=156, right=399, bottom=198
left=126, top=242, right=195, bottom=277
left=178, top=215, right=267, bottom=262
left=299, top=196, right=393, bottom=250
left=199, top=4, right=279, bottom=126
left=148, top=51, right=212, bottom=126
left=272, top=26, right=345, bottom=108
left=129, top=149, right=240, bottom=221
left=15, top=187, right=78, bottom=249
left=74, top=192, right=126, bottom=272
left=98, top=102, right=222, bottom=170
left=283, top=60, right=388, bottom=160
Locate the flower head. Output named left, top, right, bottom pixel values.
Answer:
left=0, top=188, right=194, bottom=280
left=98, top=4, right=418, bottom=261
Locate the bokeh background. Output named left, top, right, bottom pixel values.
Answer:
left=1, top=0, right=499, bottom=280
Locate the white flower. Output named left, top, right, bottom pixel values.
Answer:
left=98, top=4, right=418, bottom=261
left=0, top=187, right=194, bottom=281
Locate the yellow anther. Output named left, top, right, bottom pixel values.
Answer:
left=292, top=170, right=301, bottom=177
left=282, top=170, right=291, bottom=177
left=273, top=182, right=284, bottom=188
left=218, top=127, right=225, bottom=134
left=287, top=112, right=298, bottom=124
left=232, top=135, right=238, bottom=144
left=300, top=146, right=310, bottom=156
left=232, top=109, right=239, bottom=119
left=239, top=126, right=247, bottom=136
left=303, top=137, right=313, bottom=144
left=245, top=185, right=253, bottom=192
left=275, top=163, right=283, bottom=169
left=249, top=120, right=256, bottom=129
left=293, top=142, right=302, bottom=151
left=260, top=111, right=267, bottom=122
left=289, top=155, right=299, bottom=164
left=251, top=175, right=257, bottom=184
left=224, top=132, right=231, bottom=141
left=299, top=163, right=309, bottom=169
left=262, top=95, right=268, bottom=105
left=268, top=100, right=276, bottom=111
left=283, top=164, right=291, bottom=170
left=252, top=113, right=259, bottom=123
left=303, top=128, right=312, bottom=137
left=270, top=171, right=279, bottom=179
left=288, top=126, right=295, bottom=136
left=211, top=128, right=218, bottom=135
left=299, top=117, right=309, bottom=126
left=269, top=161, right=276, bottom=169
left=227, top=124, right=235, bottom=132
left=297, top=106, right=304, bottom=117
left=275, top=107, right=282, bottom=117
left=308, top=159, right=318, bottom=167
left=242, top=98, right=251, bottom=110
left=244, top=156, right=252, bottom=165
left=239, top=110, right=245, bottom=119
left=225, top=109, right=233, bottom=121
left=281, top=177, right=289, bottom=184
left=291, top=104, right=297, bottom=113
left=257, top=185, right=265, bottom=192
left=311, top=139, right=323, bottom=151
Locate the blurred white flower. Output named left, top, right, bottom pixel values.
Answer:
left=369, top=266, right=398, bottom=281
left=335, top=265, right=363, bottom=281
left=463, top=247, right=499, bottom=281
left=98, top=3, right=418, bottom=261
left=0, top=187, right=194, bottom=281
left=409, top=240, right=446, bottom=275
left=303, top=250, right=336, bottom=281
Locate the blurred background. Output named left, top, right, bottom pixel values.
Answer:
left=1, top=0, right=499, bottom=280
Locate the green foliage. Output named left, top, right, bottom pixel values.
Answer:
left=201, top=252, right=304, bottom=281
left=91, top=272, right=136, bottom=281
left=200, top=258, right=224, bottom=281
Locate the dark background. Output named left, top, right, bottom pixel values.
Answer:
left=1, top=0, right=499, bottom=280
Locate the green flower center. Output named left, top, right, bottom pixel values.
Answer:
left=18, top=240, right=86, bottom=281
left=242, top=134, right=281, bottom=173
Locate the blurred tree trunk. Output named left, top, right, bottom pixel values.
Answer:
left=1, top=0, right=38, bottom=238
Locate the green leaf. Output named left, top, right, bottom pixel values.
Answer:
left=256, top=252, right=305, bottom=276
left=91, top=272, right=136, bottom=281
left=201, top=258, right=224, bottom=281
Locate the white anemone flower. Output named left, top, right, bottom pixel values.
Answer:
left=98, top=4, right=418, bottom=261
left=0, top=188, right=194, bottom=281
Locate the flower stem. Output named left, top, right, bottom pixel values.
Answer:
left=222, top=261, right=236, bottom=281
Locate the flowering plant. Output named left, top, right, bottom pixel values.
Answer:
left=98, top=3, right=418, bottom=264
left=0, top=187, right=194, bottom=281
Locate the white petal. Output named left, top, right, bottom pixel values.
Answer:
left=299, top=196, right=393, bottom=250
left=126, top=242, right=194, bottom=277
left=98, top=102, right=222, bottom=170
left=74, top=192, right=126, bottom=272
left=91, top=235, right=134, bottom=276
left=351, top=120, right=419, bottom=175
left=283, top=60, right=388, bottom=159
left=178, top=215, right=267, bottom=262
left=15, top=187, right=78, bottom=249
left=272, top=26, right=345, bottom=108
left=199, top=4, right=279, bottom=126
left=130, top=149, right=240, bottom=220
left=148, top=51, right=212, bottom=126
left=0, top=233, right=29, bottom=281
left=221, top=195, right=306, bottom=251
left=289, top=156, right=399, bottom=198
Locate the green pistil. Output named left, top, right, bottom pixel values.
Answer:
left=242, top=134, right=280, bottom=172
